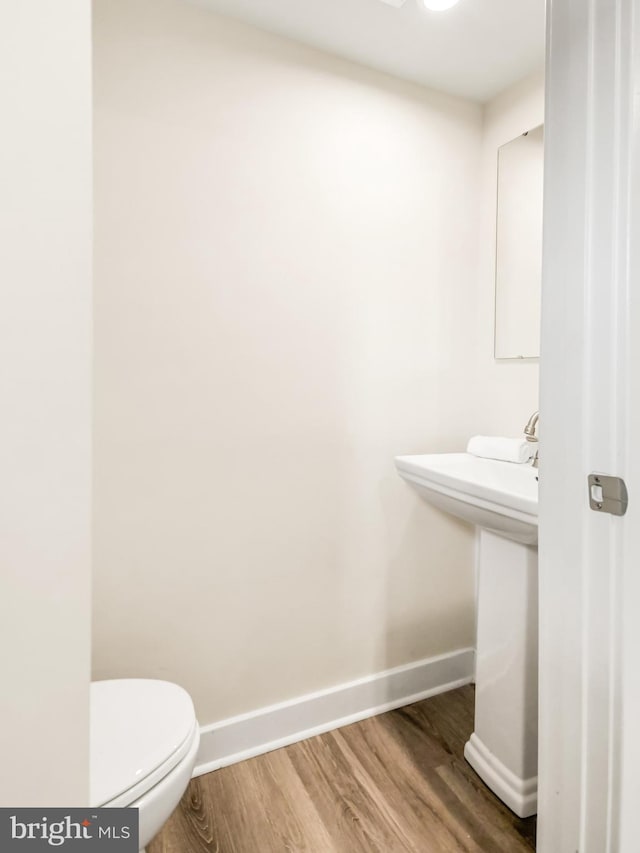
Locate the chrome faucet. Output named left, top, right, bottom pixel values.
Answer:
left=524, top=410, right=539, bottom=468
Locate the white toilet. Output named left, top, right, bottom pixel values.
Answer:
left=90, top=679, right=200, bottom=852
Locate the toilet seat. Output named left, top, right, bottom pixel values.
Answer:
left=90, top=679, right=198, bottom=808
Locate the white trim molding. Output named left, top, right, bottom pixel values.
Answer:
left=539, top=0, right=640, bottom=851
left=193, top=648, right=475, bottom=777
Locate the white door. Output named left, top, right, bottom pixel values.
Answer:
left=538, top=0, right=640, bottom=850
left=0, top=1, right=92, bottom=806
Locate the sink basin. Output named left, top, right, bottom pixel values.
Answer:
left=394, top=452, right=538, bottom=545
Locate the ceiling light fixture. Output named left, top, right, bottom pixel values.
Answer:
left=421, top=0, right=461, bottom=11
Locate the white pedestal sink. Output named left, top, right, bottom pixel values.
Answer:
left=394, top=452, right=539, bottom=818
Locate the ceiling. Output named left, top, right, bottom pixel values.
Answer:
left=189, top=0, right=545, bottom=103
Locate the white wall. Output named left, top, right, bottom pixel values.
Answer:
left=0, top=1, right=92, bottom=805
left=92, top=0, right=483, bottom=725
left=474, top=71, right=544, bottom=433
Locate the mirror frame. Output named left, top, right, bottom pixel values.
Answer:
left=493, top=123, right=544, bottom=361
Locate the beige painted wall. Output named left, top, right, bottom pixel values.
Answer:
left=0, top=1, right=92, bottom=805
left=93, top=0, right=484, bottom=725
left=474, top=71, right=544, bottom=434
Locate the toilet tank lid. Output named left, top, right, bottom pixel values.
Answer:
left=90, top=679, right=197, bottom=807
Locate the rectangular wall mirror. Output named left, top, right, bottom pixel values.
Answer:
left=494, top=125, right=544, bottom=360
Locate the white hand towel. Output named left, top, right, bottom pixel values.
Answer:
left=467, top=435, right=533, bottom=464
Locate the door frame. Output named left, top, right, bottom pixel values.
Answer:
left=538, top=0, right=639, bottom=850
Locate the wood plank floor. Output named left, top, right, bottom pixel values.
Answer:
left=149, top=686, right=536, bottom=853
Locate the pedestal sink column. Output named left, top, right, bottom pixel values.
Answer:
left=464, top=529, right=538, bottom=818
left=394, top=452, right=539, bottom=816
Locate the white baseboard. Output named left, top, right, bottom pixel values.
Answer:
left=193, top=647, right=475, bottom=777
